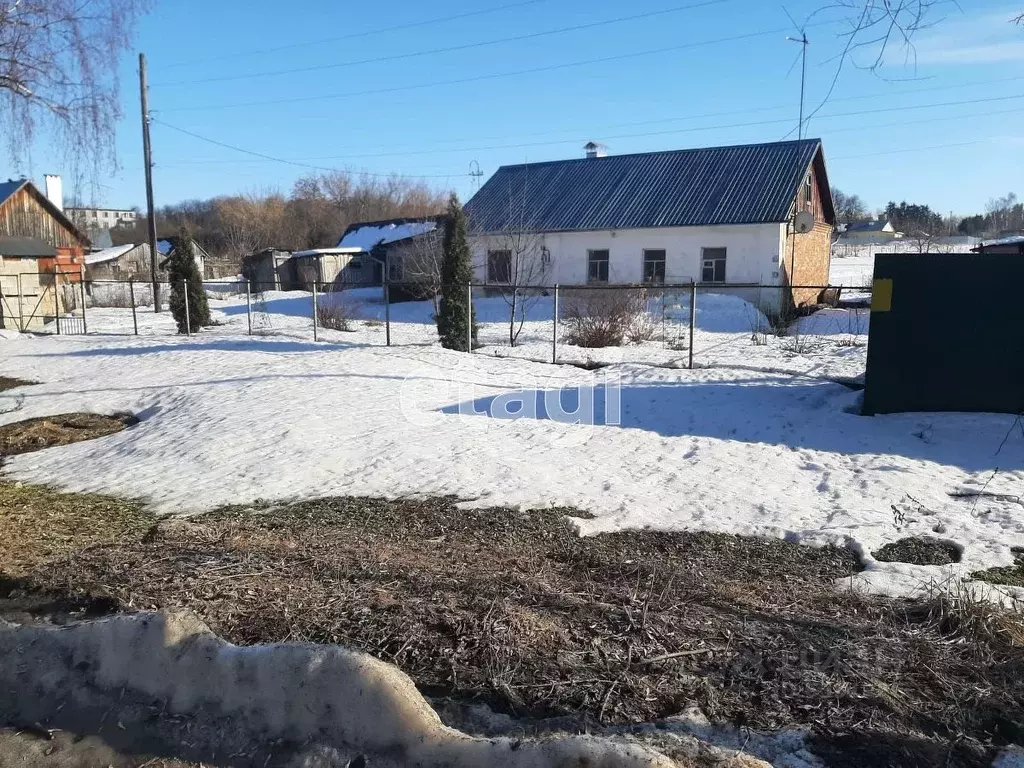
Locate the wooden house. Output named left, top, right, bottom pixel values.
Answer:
left=0, top=178, right=90, bottom=331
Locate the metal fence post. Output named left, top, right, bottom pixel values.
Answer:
left=80, top=278, right=88, bottom=335
left=54, top=279, right=61, bottom=336
left=129, top=279, right=138, bottom=335
left=466, top=282, right=473, bottom=353
left=312, top=280, right=319, bottom=342
left=552, top=283, right=559, bottom=364
left=246, top=281, right=252, bottom=336
left=15, top=274, right=24, bottom=332
left=183, top=279, right=191, bottom=336
left=688, top=281, right=696, bottom=371
left=383, top=277, right=391, bottom=347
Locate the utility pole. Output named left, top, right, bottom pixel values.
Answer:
left=139, top=53, right=161, bottom=312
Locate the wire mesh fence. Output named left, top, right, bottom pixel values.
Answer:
left=0, top=275, right=873, bottom=372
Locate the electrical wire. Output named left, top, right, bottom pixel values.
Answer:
left=150, top=118, right=475, bottom=179
left=152, top=0, right=730, bottom=87
left=158, top=20, right=839, bottom=112
left=158, top=0, right=552, bottom=70
left=155, top=92, right=1024, bottom=167
left=154, top=73, right=1024, bottom=154
left=829, top=138, right=1000, bottom=160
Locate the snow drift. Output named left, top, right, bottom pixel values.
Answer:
left=0, top=610, right=758, bottom=768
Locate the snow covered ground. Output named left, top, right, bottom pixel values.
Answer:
left=69, top=287, right=870, bottom=381
left=1, top=285, right=1022, bottom=599
left=828, top=240, right=978, bottom=290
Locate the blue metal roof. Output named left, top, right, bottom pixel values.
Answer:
left=465, top=139, right=824, bottom=234
left=846, top=220, right=892, bottom=233
left=0, top=179, right=27, bottom=209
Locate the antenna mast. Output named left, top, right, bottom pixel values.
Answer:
left=469, top=160, right=483, bottom=194
left=787, top=32, right=810, bottom=140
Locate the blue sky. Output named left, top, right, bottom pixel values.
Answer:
left=25, top=0, right=1024, bottom=215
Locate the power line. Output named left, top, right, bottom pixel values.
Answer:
left=158, top=0, right=551, bottom=70
left=159, top=20, right=839, bottom=112
left=154, top=93, right=1024, bottom=168
left=152, top=0, right=731, bottom=87
left=156, top=73, right=1024, bottom=157
left=829, top=138, right=1001, bottom=161
left=146, top=104, right=1024, bottom=171
left=150, top=118, right=475, bottom=179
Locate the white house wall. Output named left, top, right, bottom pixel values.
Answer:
left=471, top=223, right=788, bottom=307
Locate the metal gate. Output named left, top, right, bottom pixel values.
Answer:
left=0, top=272, right=80, bottom=333
left=53, top=272, right=87, bottom=334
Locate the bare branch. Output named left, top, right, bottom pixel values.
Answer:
left=0, top=0, right=151, bottom=173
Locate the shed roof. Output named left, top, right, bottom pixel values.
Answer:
left=85, top=243, right=139, bottom=265
left=846, top=220, right=894, bottom=233
left=0, top=235, right=57, bottom=258
left=292, top=248, right=363, bottom=259
left=338, top=218, right=441, bottom=250
left=465, top=139, right=831, bottom=234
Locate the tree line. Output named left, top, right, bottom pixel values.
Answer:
left=110, top=172, right=448, bottom=269
left=831, top=187, right=1023, bottom=239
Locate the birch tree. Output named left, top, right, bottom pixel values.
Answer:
left=0, top=0, right=151, bottom=169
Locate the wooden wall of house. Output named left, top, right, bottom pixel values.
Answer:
left=0, top=187, right=87, bottom=253
left=786, top=153, right=835, bottom=306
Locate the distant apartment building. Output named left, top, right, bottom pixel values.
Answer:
left=65, top=206, right=139, bottom=230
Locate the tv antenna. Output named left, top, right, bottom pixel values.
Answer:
left=784, top=8, right=809, bottom=141
left=469, top=160, right=483, bottom=193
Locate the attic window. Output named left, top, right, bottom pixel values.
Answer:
left=804, top=174, right=813, bottom=208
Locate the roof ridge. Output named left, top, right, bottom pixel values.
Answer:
left=492, top=138, right=822, bottom=172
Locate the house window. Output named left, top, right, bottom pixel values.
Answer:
left=804, top=174, right=813, bottom=209
left=487, top=250, right=512, bottom=283
left=642, top=249, right=666, bottom=283
left=387, top=256, right=403, bottom=282
left=701, top=248, right=727, bottom=283
left=587, top=249, right=609, bottom=284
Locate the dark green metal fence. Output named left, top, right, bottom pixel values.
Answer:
left=863, top=253, right=1024, bottom=415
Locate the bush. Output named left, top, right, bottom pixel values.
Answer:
left=562, top=288, right=652, bottom=348
left=317, top=292, right=361, bottom=332
left=167, top=232, right=211, bottom=334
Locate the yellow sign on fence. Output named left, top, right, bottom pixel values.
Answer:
left=871, top=279, right=893, bottom=313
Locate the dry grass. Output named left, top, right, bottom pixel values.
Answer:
left=873, top=536, right=962, bottom=566
left=973, top=548, right=1024, bottom=587
left=2, top=488, right=1022, bottom=765
left=0, top=483, right=153, bottom=579
left=0, top=412, right=137, bottom=457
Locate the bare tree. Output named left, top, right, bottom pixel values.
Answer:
left=0, top=0, right=151, bottom=170
left=792, top=1, right=949, bottom=138
left=391, top=226, right=445, bottom=314
left=215, top=192, right=287, bottom=263
left=830, top=187, right=871, bottom=225
left=487, top=225, right=548, bottom=347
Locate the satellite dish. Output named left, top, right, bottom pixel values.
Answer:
left=794, top=210, right=815, bottom=234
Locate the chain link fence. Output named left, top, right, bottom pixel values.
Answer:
left=0, top=276, right=872, bottom=373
